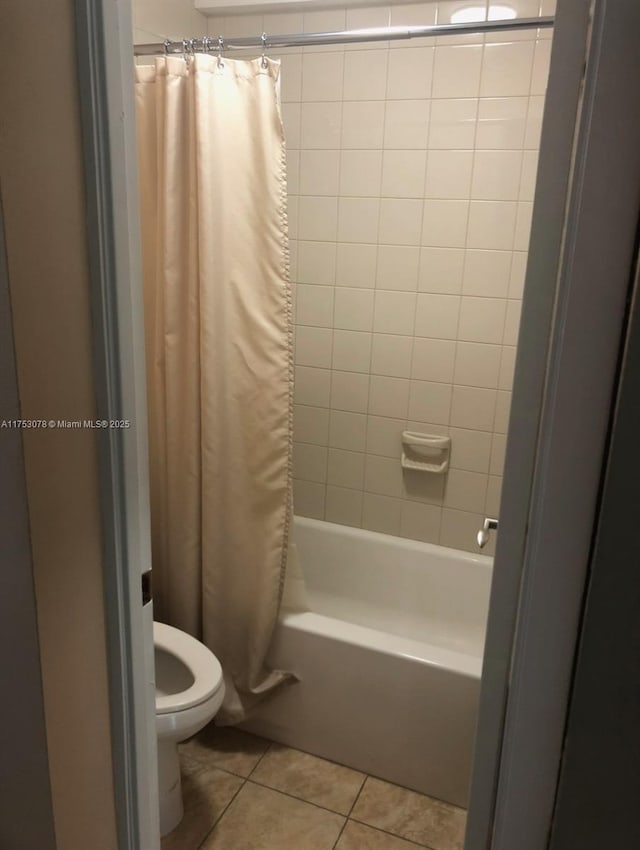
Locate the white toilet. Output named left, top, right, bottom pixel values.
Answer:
left=154, top=621, right=225, bottom=836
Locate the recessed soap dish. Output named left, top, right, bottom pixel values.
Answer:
left=401, top=431, right=451, bottom=474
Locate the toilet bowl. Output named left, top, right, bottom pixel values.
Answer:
left=154, top=621, right=225, bottom=836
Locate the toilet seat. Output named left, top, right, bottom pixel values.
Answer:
left=154, top=622, right=224, bottom=715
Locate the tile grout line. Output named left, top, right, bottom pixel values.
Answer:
left=194, top=773, right=247, bottom=850
left=193, top=741, right=272, bottom=850
left=330, top=772, right=368, bottom=849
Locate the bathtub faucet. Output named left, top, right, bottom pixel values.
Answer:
left=477, top=517, right=499, bottom=549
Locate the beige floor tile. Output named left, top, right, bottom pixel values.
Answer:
left=251, top=743, right=366, bottom=815
left=336, top=820, right=426, bottom=849
left=161, top=763, right=243, bottom=850
left=351, top=777, right=466, bottom=850
left=180, top=723, right=270, bottom=777
left=201, top=781, right=345, bottom=850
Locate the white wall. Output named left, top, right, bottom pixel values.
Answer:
left=133, top=0, right=208, bottom=43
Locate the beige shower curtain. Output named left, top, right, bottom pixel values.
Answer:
left=135, top=54, right=294, bottom=723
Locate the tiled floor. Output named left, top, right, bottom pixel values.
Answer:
left=162, top=723, right=466, bottom=850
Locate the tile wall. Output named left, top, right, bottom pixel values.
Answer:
left=134, top=0, right=554, bottom=553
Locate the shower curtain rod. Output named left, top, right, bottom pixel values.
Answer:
left=133, top=16, right=554, bottom=55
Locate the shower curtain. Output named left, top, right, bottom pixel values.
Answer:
left=135, top=54, right=294, bottom=723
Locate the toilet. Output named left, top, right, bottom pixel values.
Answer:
left=154, top=622, right=225, bottom=836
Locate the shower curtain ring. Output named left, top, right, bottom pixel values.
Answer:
left=217, top=36, right=225, bottom=69
left=203, top=36, right=212, bottom=54
left=261, top=32, right=269, bottom=69
left=163, top=39, right=171, bottom=56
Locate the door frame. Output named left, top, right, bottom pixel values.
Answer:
left=74, top=2, right=159, bottom=849
left=74, top=0, right=640, bottom=848
left=466, top=1, right=640, bottom=848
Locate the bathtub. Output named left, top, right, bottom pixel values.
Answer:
left=243, top=516, right=492, bottom=808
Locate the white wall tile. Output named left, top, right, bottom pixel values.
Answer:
left=332, top=330, right=372, bottom=372
left=287, top=150, right=300, bottom=194
left=400, top=500, right=441, bottom=543
left=384, top=100, right=430, bottom=149
left=463, top=249, right=512, bottom=297
left=454, top=341, right=502, bottom=388
left=503, top=299, right=522, bottom=345
left=293, top=442, right=328, bottom=482
left=296, top=284, right=335, bottom=327
left=408, top=380, right=452, bottom=424
left=334, top=287, right=375, bottom=331
left=450, top=385, right=497, bottom=431
left=432, top=45, right=483, bottom=98
left=467, top=201, right=517, bottom=250
left=514, top=201, right=533, bottom=250
left=509, top=252, right=527, bottom=299
left=494, top=390, right=512, bottom=433
left=458, top=297, right=507, bottom=344
left=294, top=404, right=330, bottom=445
left=418, top=248, right=465, bottom=294
left=302, top=52, right=344, bottom=101
left=379, top=199, right=424, bottom=245
left=415, top=293, right=460, bottom=339
left=444, top=468, right=487, bottom=512
left=299, top=150, right=340, bottom=196
left=293, top=479, right=325, bottom=519
left=280, top=54, right=303, bottom=102
left=524, top=95, right=545, bottom=149
left=449, top=427, right=492, bottom=474
left=301, top=102, right=342, bottom=148
left=282, top=102, right=301, bottom=147
left=298, top=196, right=339, bottom=241
left=273, top=6, right=546, bottom=549
left=340, top=150, right=383, bottom=197
left=387, top=48, right=434, bottom=99
left=490, top=432, right=507, bottom=476
left=373, top=291, right=417, bottom=335
left=440, top=507, right=484, bottom=551
left=382, top=150, right=428, bottom=198
left=329, top=409, right=368, bottom=451
left=362, top=493, right=403, bottom=535
left=475, top=97, right=528, bottom=149
left=369, top=375, right=411, bottom=418
left=428, top=98, right=477, bottom=149
left=295, top=326, right=333, bottom=368
left=422, top=199, right=469, bottom=248
left=327, top=449, right=366, bottom=489
left=481, top=42, right=535, bottom=97
left=531, top=39, right=552, bottom=95
left=294, top=365, right=331, bottom=407
left=499, top=345, right=517, bottom=391
left=331, top=370, right=370, bottom=412
left=376, top=245, right=420, bottom=291
left=371, top=334, right=414, bottom=377
left=519, top=151, right=539, bottom=202
left=411, top=338, right=456, bottom=383
left=325, top=485, right=363, bottom=526
left=297, top=241, right=336, bottom=285
left=342, top=101, right=386, bottom=148
left=364, top=454, right=404, bottom=497
left=472, top=151, right=523, bottom=201
left=366, top=416, right=405, bottom=457
left=425, top=151, right=473, bottom=200
left=338, top=197, right=380, bottom=243
left=344, top=50, right=389, bottom=100
left=336, top=243, right=377, bottom=288
left=486, top=474, right=503, bottom=515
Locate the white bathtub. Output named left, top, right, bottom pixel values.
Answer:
left=243, top=516, right=493, bottom=807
